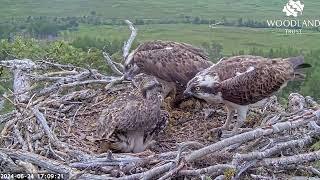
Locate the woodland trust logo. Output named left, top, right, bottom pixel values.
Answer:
left=282, top=0, right=304, bottom=17
left=267, top=0, right=320, bottom=35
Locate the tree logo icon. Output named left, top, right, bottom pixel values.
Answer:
left=282, top=0, right=304, bottom=17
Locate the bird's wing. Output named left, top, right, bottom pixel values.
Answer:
left=135, top=40, right=170, bottom=51
left=134, top=46, right=212, bottom=86
left=97, top=107, right=118, bottom=139
left=177, top=42, right=210, bottom=60
left=202, top=55, right=273, bottom=81
left=219, top=60, right=294, bottom=105
left=110, top=98, right=159, bottom=133
left=136, top=40, right=209, bottom=60
left=96, top=90, right=141, bottom=139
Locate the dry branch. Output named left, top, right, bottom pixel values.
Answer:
left=186, top=110, right=319, bottom=162
left=122, top=20, right=137, bottom=60
left=257, top=150, right=320, bottom=167
left=102, top=52, right=124, bottom=76
left=32, top=107, right=65, bottom=149
left=0, top=148, right=79, bottom=177
left=178, top=164, right=235, bottom=177
left=0, top=59, right=36, bottom=102
left=232, top=136, right=313, bottom=165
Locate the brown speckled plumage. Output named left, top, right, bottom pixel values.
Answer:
left=124, top=40, right=213, bottom=105
left=185, top=55, right=311, bottom=131
left=216, top=59, right=294, bottom=105
left=97, top=74, right=168, bottom=153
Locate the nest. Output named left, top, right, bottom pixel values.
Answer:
left=0, top=59, right=320, bottom=180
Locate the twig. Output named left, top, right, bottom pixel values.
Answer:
left=35, top=60, right=85, bottom=71
left=61, top=79, right=118, bottom=88
left=104, top=76, right=124, bottom=91
left=299, top=166, right=320, bottom=177
left=1, top=118, right=18, bottom=137
left=16, top=160, right=38, bottom=174
left=185, top=110, right=318, bottom=162
left=118, top=163, right=173, bottom=180
left=158, top=161, right=185, bottom=180
left=32, top=107, right=65, bottom=149
left=0, top=111, right=16, bottom=124
left=69, top=155, right=144, bottom=169
left=37, top=70, right=93, bottom=96
left=256, top=150, right=320, bottom=167
left=0, top=148, right=79, bottom=177
left=13, top=125, right=28, bottom=151
left=232, top=136, right=313, bottom=165
left=0, top=151, right=22, bottom=172
left=102, top=52, right=124, bottom=76
left=178, top=164, right=235, bottom=177
left=250, top=174, right=273, bottom=180
left=123, top=20, right=137, bottom=60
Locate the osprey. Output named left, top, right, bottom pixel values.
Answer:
left=97, top=73, right=169, bottom=153
left=123, top=40, right=213, bottom=106
left=184, top=55, right=311, bottom=131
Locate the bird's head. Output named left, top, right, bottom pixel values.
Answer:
left=124, top=51, right=141, bottom=80
left=133, top=73, right=163, bottom=98
left=183, top=71, right=223, bottom=103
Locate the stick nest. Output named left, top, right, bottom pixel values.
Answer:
left=1, top=60, right=320, bottom=180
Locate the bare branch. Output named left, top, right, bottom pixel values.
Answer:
left=0, top=148, right=79, bottom=176
left=185, top=111, right=318, bottom=162
left=32, top=107, right=66, bottom=149
left=13, top=125, right=28, bottom=151
left=102, top=52, right=124, bottom=76
left=178, top=164, right=235, bottom=177
left=35, top=60, right=85, bottom=71
left=0, top=151, right=22, bottom=172
left=232, top=136, right=313, bottom=165
left=123, top=20, right=137, bottom=60
left=69, top=155, right=145, bottom=169
left=0, top=59, right=36, bottom=102
left=257, top=150, right=320, bottom=167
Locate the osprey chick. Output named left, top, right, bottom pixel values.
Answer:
left=123, top=40, right=213, bottom=106
left=97, top=73, right=168, bottom=153
left=184, top=55, right=311, bottom=131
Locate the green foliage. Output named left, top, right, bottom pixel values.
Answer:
left=0, top=38, right=43, bottom=59
left=1, top=0, right=319, bottom=21
left=68, top=24, right=320, bottom=56
left=0, top=37, right=114, bottom=74
left=0, top=16, right=79, bottom=39
left=311, top=140, right=320, bottom=151
left=224, top=168, right=236, bottom=180
left=0, top=37, right=126, bottom=113
left=201, top=41, right=223, bottom=62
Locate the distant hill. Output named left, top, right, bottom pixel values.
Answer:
left=1, top=0, right=319, bottom=20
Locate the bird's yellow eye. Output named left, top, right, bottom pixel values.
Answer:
left=195, top=87, right=201, bottom=91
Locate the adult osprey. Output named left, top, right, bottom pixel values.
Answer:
left=97, top=73, right=169, bottom=153
left=123, top=40, right=213, bottom=106
left=184, top=55, right=311, bottom=131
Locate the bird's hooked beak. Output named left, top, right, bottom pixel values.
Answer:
left=123, top=72, right=133, bottom=81
left=183, top=88, right=193, bottom=98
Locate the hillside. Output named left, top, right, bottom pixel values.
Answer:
left=1, top=0, right=320, bottom=20
left=63, top=24, right=320, bottom=55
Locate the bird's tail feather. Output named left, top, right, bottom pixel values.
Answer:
left=285, top=56, right=312, bottom=80
left=286, top=56, right=312, bottom=69
left=295, top=63, right=312, bottom=69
